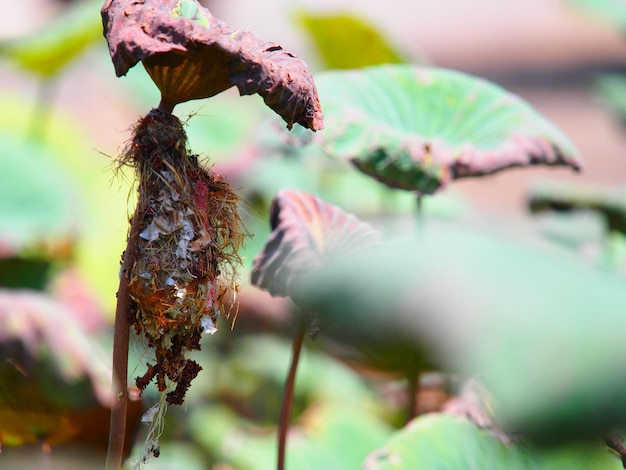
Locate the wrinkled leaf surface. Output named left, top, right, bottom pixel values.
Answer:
left=101, top=0, right=323, bottom=130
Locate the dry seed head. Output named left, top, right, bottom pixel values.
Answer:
left=121, top=108, right=244, bottom=405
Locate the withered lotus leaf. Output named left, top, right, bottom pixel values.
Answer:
left=251, top=190, right=382, bottom=300
left=101, top=0, right=323, bottom=130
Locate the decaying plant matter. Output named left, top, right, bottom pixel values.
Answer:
left=120, top=108, right=244, bottom=406
left=101, top=0, right=323, bottom=466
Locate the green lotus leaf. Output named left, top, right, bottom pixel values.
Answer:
left=0, top=132, right=79, bottom=256
left=190, top=403, right=391, bottom=470
left=0, top=1, right=103, bottom=78
left=364, top=414, right=619, bottom=469
left=297, top=222, right=626, bottom=443
left=296, top=11, right=407, bottom=70
left=312, top=65, right=582, bottom=194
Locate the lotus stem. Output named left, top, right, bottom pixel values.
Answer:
left=277, top=319, right=306, bottom=470
left=106, top=209, right=141, bottom=470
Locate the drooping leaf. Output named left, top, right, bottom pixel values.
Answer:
left=0, top=1, right=103, bottom=78
left=307, top=65, right=581, bottom=194
left=250, top=191, right=430, bottom=372
left=101, top=0, right=323, bottom=130
left=0, top=132, right=79, bottom=257
left=251, top=189, right=382, bottom=299
left=0, top=289, right=110, bottom=445
left=363, top=414, right=620, bottom=470
left=528, top=179, right=626, bottom=235
left=296, top=11, right=407, bottom=70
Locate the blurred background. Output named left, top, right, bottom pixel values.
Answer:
left=2, top=0, right=626, bottom=468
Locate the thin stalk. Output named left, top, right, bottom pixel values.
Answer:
left=106, top=210, right=141, bottom=470
left=277, top=319, right=306, bottom=470
left=410, top=196, right=424, bottom=420
left=415, top=194, right=424, bottom=237
left=406, top=368, right=420, bottom=422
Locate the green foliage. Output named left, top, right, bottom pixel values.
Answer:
left=0, top=91, right=131, bottom=307
left=0, top=1, right=103, bottom=78
left=4, top=0, right=626, bottom=468
left=566, top=0, right=626, bottom=31
left=305, top=65, right=581, bottom=193
left=296, top=11, right=407, bottom=69
left=528, top=179, right=626, bottom=235
left=595, top=73, right=626, bottom=125
left=364, top=414, right=619, bottom=469
left=170, top=0, right=211, bottom=27
left=295, top=222, right=626, bottom=444
left=0, top=131, right=78, bottom=255
left=187, top=335, right=393, bottom=469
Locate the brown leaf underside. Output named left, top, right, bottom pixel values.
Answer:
left=251, top=190, right=381, bottom=299
left=101, top=0, right=323, bottom=131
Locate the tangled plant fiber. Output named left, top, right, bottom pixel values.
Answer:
left=120, top=108, right=244, bottom=406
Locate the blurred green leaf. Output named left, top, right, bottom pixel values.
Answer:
left=295, top=220, right=626, bottom=444
left=364, top=414, right=620, bottom=469
left=306, top=65, right=581, bottom=194
left=0, top=132, right=79, bottom=255
left=565, top=0, right=626, bottom=32
left=296, top=11, right=407, bottom=70
left=531, top=210, right=606, bottom=251
left=528, top=179, right=626, bottom=235
left=0, top=91, right=131, bottom=309
left=0, top=258, right=52, bottom=290
left=189, top=335, right=392, bottom=468
left=0, top=1, right=103, bottom=78
left=190, top=401, right=392, bottom=470
left=594, top=73, right=626, bottom=126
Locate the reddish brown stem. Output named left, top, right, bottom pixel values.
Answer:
left=106, top=210, right=140, bottom=470
left=406, top=367, right=420, bottom=422
left=157, top=97, right=176, bottom=115
left=277, top=319, right=306, bottom=470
